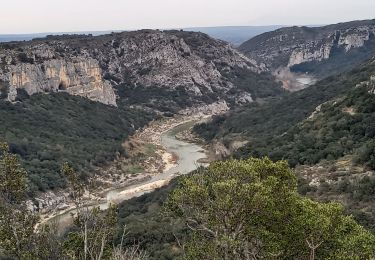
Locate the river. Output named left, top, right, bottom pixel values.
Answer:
left=105, top=120, right=206, bottom=204
left=48, top=120, right=207, bottom=230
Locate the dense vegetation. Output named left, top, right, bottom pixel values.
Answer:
left=116, top=179, right=186, bottom=259
left=194, top=58, right=375, bottom=233
left=194, top=58, right=375, bottom=167
left=298, top=167, right=375, bottom=233
left=115, top=83, right=211, bottom=114
left=165, top=158, right=375, bottom=259
left=113, top=159, right=375, bottom=260
left=3, top=147, right=373, bottom=259
left=0, top=146, right=147, bottom=259
left=0, top=93, right=155, bottom=193
left=252, top=83, right=375, bottom=167
left=221, top=66, right=285, bottom=102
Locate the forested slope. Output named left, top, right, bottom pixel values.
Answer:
left=0, top=93, right=155, bottom=192
left=195, top=57, right=375, bottom=167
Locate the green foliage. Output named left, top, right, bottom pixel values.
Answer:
left=0, top=155, right=147, bottom=259
left=63, top=231, right=85, bottom=258
left=17, top=52, right=34, bottom=64
left=0, top=143, right=27, bottom=203
left=63, top=205, right=118, bottom=259
left=221, top=66, right=285, bottom=101
left=194, top=58, right=375, bottom=234
left=236, top=80, right=375, bottom=168
left=0, top=205, right=40, bottom=259
left=116, top=84, right=200, bottom=114
left=307, top=173, right=375, bottom=232
left=356, top=139, right=375, bottom=169
left=165, top=158, right=375, bottom=259
left=115, top=179, right=187, bottom=260
left=194, top=57, right=375, bottom=169
left=195, top=74, right=341, bottom=144
left=62, top=163, right=119, bottom=259
left=0, top=80, right=9, bottom=99
left=0, top=93, right=156, bottom=192
left=62, top=162, right=84, bottom=202
left=0, top=143, right=61, bottom=259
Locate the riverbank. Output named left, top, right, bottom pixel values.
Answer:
left=37, top=114, right=210, bottom=229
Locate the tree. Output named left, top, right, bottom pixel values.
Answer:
left=165, top=158, right=297, bottom=259
left=62, top=163, right=119, bottom=260
left=0, top=143, right=28, bottom=203
left=0, top=144, right=146, bottom=259
left=0, top=143, right=63, bottom=259
left=0, top=143, right=39, bottom=259
left=165, top=157, right=375, bottom=259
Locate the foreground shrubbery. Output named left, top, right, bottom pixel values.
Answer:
left=117, top=158, right=375, bottom=259
left=1, top=143, right=374, bottom=259
left=165, top=158, right=375, bottom=259
left=0, top=144, right=147, bottom=260
left=115, top=179, right=187, bottom=259
left=193, top=59, right=375, bottom=238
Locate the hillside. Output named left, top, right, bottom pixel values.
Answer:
left=0, top=30, right=285, bottom=192
left=194, top=57, right=375, bottom=230
left=0, top=93, right=155, bottom=192
left=113, top=157, right=375, bottom=259
left=0, top=30, right=282, bottom=112
left=239, top=19, right=375, bottom=89
left=195, top=57, right=375, bottom=163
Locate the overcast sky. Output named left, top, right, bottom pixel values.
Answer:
left=1, top=0, right=375, bottom=34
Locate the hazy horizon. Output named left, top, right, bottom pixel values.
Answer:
left=0, top=25, right=288, bottom=36
left=1, top=0, right=374, bottom=34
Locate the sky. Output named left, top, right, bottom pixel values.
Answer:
left=1, top=0, right=375, bottom=34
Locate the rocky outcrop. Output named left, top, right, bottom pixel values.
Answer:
left=4, top=58, right=116, bottom=105
left=0, top=30, right=263, bottom=107
left=356, top=74, right=375, bottom=94
left=338, top=26, right=374, bottom=51
left=288, top=43, right=332, bottom=67
left=239, top=19, right=375, bottom=79
left=180, top=100, right=230, bottom=116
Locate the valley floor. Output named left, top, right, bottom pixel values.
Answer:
left=36, top=113, right=210, bottom=231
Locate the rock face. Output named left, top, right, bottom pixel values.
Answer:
left=357, top=74, right=375, bottom=94
left=0, top=30, right=264, bottom=107
left=239, top=19, right=375, bottom=79
left=4, top=58, right=116, bottom=105
left=180, top=100, right=230, bottom=116
left=288, top=44, right=332, bottom=67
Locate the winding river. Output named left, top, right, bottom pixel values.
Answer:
left=105, top=120, right=207, bottom=204
left=48, top=120, right=207, bottom=230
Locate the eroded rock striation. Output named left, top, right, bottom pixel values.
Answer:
left=0, top=30, right=265, bottom=107
left=5, top=58, right=116, bottom=105
left=239, top=19, right=375, bottom=79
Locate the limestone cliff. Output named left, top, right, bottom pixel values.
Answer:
left=0, top=30, right=266, bottom=107
left=4, top=58, right=116, bottom=105
left=239, top=19, right=375, bottom=80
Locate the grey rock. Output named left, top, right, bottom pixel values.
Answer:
left=239, top=19, right=375, bottom=77
left=0, top=30, right=262, bottom=107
